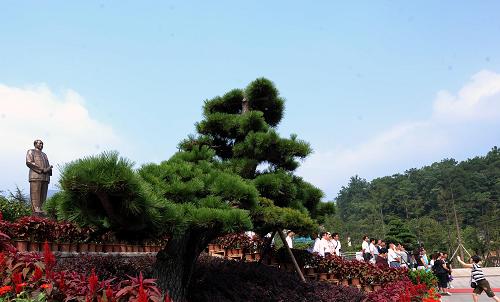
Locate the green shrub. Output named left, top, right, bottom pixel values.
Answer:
left=0, top=194, right=31, bottom=221
left=408, top=268, right=438, bottom=289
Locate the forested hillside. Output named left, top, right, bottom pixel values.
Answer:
left=333, top=147, right=499, bottom=258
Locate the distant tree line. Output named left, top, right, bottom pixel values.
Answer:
left=330, top=147, right=499, bottom=259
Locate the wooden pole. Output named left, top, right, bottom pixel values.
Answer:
left=278, top=230, right=306, bottom=283
left=450, top=186, right=465, bottom=260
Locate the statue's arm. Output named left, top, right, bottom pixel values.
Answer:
left=26, top=150, right=44, bottom=174
left=47, top=157, right=53, bottom=176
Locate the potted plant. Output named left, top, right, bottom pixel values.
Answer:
left=349, top=260, right=363, bottom=286
left=10, top=222, right=29, bottom=252
left=15, top=216, right=56, bottom=252
left=55, top=222, right=79, bottom=252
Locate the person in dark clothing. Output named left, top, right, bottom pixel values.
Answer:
left=433, top=252, right=451, bottom=296
left=375, top=248, right=389, bottom=268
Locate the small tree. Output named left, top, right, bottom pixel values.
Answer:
left=47, top=78, right=322, bottom=301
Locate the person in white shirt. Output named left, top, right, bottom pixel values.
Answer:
left=285, top=230, right=294, bottom=248
left=318, top=232, right=331, bottom=257
left=312, top=233, right=321, bottom=254
left=397, top=244, right=409, bottom=268
left=369, top=238, right=377, bottom=263
left=387, top=243, right=401, bottom=268
left=331, top=232, right=341, bottom=256
left=361, top=235, right=371, bottom=262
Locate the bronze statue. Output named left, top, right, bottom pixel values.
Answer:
left=26, top=139, right=52, bottom=214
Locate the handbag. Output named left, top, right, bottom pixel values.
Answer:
left=470, top=276, right=477, bottom=288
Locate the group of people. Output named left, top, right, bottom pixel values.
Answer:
left=309, top=231, right=342, bottom=257
left=359, top=236, right=411, bottom=269
left=286, top=231, right=498, bottom=300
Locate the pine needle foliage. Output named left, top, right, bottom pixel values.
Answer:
left=181, top=78, right=323, bottom=235
left=45, top=151, right=172, bottom=237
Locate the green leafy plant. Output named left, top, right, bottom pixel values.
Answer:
left=408, top=269, right=438, bottom=289
left=0, top=193, right=31, bottom=222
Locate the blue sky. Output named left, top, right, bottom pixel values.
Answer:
left=1, top=1, right=500, bottom=199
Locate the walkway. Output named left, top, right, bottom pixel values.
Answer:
left=441, top=268, right=500, bottom=302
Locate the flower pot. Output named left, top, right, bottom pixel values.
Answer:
left=60, top=243, right=71, bottom=253
left=363, top=285, right=373, bottom=292
left=69, top=243, right=78, bottom=252
left=119, top=244, right=127, bottom=253
left=15, top=240, right=29, bottom=252
left=328, top=276, right=340, bottom=285
left=245, top=253, right=255, bottom=261
left=372, top=284, right=382, bottom=292
left=144, top=245, right=151, bottom=253
left=341, top=279, right=349, bottom=286
left=208, top=244, right=217, bottom=253
left=29, top=241, right=40, bottom=252
left=104, top=244, right=114, bottom=253
left=305, top=267, right=315, bottom=275
left=88, top=243, right=96, bottom=253
left=254, top=253, right=261, bottom=261
left=78, top=243, right=89, bottom=253
left=318, top=273, right=329, bottom=281
left=95, top=244, right=104, bottom=253
left=351, top=278, right=360, bottom=286
left=112, top=243, right=121, bottom=253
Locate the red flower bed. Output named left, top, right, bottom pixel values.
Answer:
left=365, top=280, right=440, bottom=302
left=0, top=242, right=172, bottom=301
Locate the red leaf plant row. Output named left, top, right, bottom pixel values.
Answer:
left=364, top=280, right=441, bottom=302
left=0, top=215, right=165, bottom=246
left=303, top=254, right=410, bottom=286
left=0, top=242, right=173, bottom=302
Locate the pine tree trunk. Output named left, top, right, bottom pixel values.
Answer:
left=153, top=227, right=217, bottom=302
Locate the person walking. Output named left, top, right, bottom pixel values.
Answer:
left=457, top=255, right=500, bottom=302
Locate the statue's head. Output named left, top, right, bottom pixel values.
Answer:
left=34, top=140, right=44, bottom=151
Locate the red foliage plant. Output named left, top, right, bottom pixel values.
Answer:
left=43, top=241, right=56, bottom=272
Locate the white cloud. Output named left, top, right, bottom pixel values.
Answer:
left=0, top=84, right=122, bottom=194
left=433, top=70, right=500, bottom=122
left=298, top=70, right=500, bottom=200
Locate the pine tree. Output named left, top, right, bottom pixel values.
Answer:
left=47, top=78, right=323, bottom=301
left=179, top=78, right=322, bottom=235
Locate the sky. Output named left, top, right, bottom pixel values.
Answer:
left=1, top=1, right=500, bottom=200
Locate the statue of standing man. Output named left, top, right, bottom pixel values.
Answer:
left=26, top=139, right=52, bottom=214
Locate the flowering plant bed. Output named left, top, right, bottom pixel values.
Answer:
left=210, top=232, right=263, bottom=252
left=0, top=242, right=172, bottom=302
left=0, top=216, right=164, bottom=254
